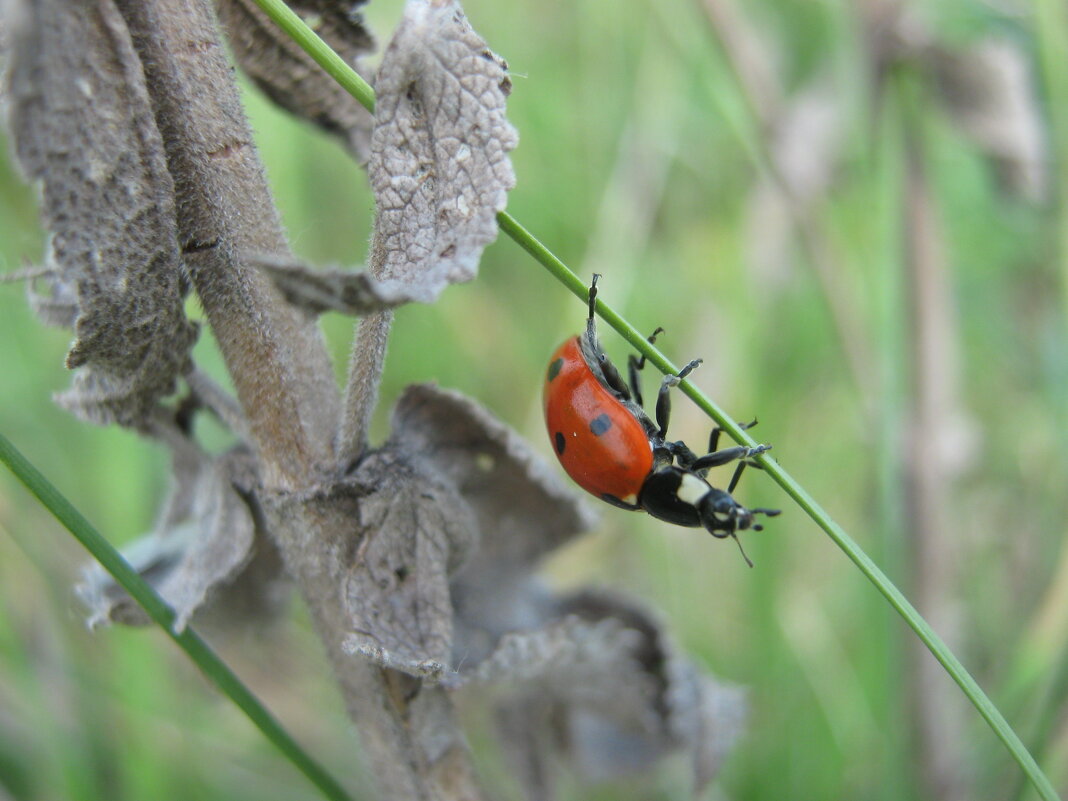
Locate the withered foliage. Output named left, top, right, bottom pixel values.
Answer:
left=3, top=0, right=745, bottom=799
left=367, top=0, right=518, bottom=297
left=7, top=0, right=198, bottom=426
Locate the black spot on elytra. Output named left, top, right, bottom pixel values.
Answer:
left=589, top=413, right=612, bottom=436
left=554, top=431, right=566, bottom=454
left=547, top=357, right=563, bottom=382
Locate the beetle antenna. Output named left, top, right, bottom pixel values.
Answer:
left=732, top=533, right=754, bottom=568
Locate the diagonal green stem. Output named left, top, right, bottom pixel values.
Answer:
left=246, top=4, right=1060, bottom=799
left=501, top=208, right=1060, bottom=801
left=0, top=433, right=355, bottom=801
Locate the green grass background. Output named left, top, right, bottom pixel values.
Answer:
left=2, top=0, right=1068, bottom=799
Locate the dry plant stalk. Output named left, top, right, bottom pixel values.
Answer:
left=902, top=127, right=973, bottom=801
left=3, top=0, right=747, bottom=798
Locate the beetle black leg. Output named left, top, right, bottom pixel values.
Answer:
left=692, top=446, right=750, bottom=472
left=708, top=427, right=720, bottom=454
left=584, top=274, right=600, bottom=346
left=627, top=327, right=664, bottom=408
left=722, top=445, right=774, bottom=492
left=707, top=418, right=758, bottom=453
left=628, top=358, right=644, bottom=408
left=599, top=352, right=632, bottom=399
left=664, top=439, right=700, bottom=469
left=691, top=442, right=769, bottom=474
left=727, top=460, right=747, bottom=494
left=655, top=359, right=702, bottom=439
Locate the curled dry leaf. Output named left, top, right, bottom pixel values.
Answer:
left=5, top=0, right=198, bottom=426
left=465, top=591, right=747, bottom=798
left=368, top=0, right=518, bottom=299
left=77, top=445, right=276, bottom=633
left=390, top=383, right=598, bottom=664
left=390, top=384, right=597, bottom=569
left=667, top=656, right=748, bottom=791
left=381, top=385, right=742, bottom=794
left=214, top=0, right=376, bottom=162
left=342, top=446, right=477, bottom=677
left=251, top=253, right=429, bottom=316
left=339, top=383, right=592, bottom=679
left=925, top=38, right=1047, bottom=202
left=448, top=615, right=654, bottom=714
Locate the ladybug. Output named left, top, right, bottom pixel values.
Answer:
left=543, top=275, right=779, bottom=565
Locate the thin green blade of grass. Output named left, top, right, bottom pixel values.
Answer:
left=502, top=212, right=1060, bottom=801
left=243, top=3, right=1060, bottom=799
left=0, top=433, right=355, bottom=801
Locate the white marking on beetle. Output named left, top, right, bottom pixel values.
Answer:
left=676, top=473, right=710, bottom=507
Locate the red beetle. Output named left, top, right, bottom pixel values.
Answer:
left=543, top=275, right=779, bottom=564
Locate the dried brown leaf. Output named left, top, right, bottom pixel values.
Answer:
left=342, top=447, right=477, bottom=676
left=338, top=383, right=593, bottom=680
left=457, top=590, right=746, bottom=797
left=451, top=616, right=655, bottom=712
left=388, top=383, right=597, bottom=665
left=214, top=0, right=376, bottom=161
left=926, top=38, right=1047, bottom=202
left=6, top=0, right=197, bottom=426
left=668, top=662, right=748, bottom=793
left=252, top=253, right=427, bottom=315
left=78, top=447, right=267, bottom=632
left=368, top=0, right=517, bottom=299
left=864, top=6, right=1046, bottom=203
left=390, top=384, right=596, bottom=570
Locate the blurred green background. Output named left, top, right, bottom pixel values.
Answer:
left=3, top=0, right=1068, bottom=799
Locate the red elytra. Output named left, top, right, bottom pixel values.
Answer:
left=543, top=335, right=653, bottom=507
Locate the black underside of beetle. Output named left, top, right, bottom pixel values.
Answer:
left=637, top=468, right=703, bottom=527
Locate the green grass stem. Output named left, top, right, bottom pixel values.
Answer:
left=0, top=433, right=355, bottom=801
left=503, top=209, right=1061, bottom=801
